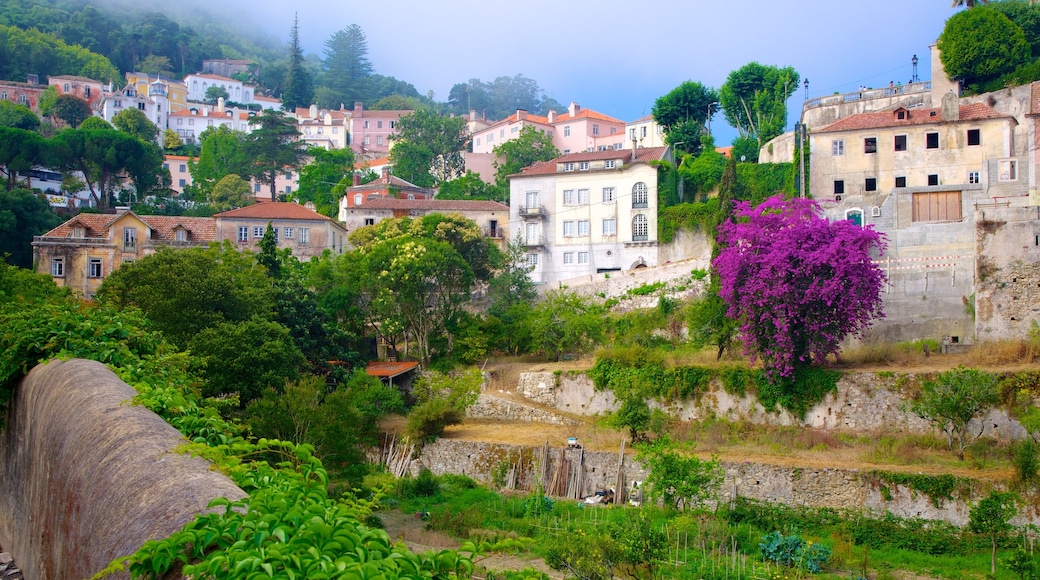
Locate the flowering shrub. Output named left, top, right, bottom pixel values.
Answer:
left=714, top=196, right=886, bottom=382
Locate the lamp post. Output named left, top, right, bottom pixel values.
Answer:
left=912, top=54, right=919, bottom=83
left=706, top=101, right=719, bottom=135
left=803, top=78, right=809, bottom=100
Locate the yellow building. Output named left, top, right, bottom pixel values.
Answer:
left=125, top=72, right=188, bottom=113
left=32, top=210, right=216, bottom=297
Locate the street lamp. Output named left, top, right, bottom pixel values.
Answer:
left=803, top=78, right=809, bottom=100
left=706, top=101, right=719, bottom=135
left=912, top=54, right=919, bottom=83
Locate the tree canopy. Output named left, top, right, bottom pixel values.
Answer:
left=492, top=125, right=560, bottom=188
left=112, top=107, right=160, bottom=144
left=714, top=196, right=887, bottom=381
left=938, top=5, right=1031, bottom=91
left=294, top=147, right=354, bottom=217
left=0, top=188, right=62, bottom=268
left=446, top=75, right=563, bottom=119
left=719, top=62, right=799, bottom=149
left=389, top=109, right=468, bottom=184
left=280, top=14, right=314, bottom=112
left=652, top=81, right=720, bottom=154
left=319, top=24, right=373, bottom=109
left=243, top=110, right=305, bottom=201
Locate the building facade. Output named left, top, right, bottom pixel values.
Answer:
left=184, top=73, right=256, bottom=105
left=294, top=105, right=350, bottom=150
left=338, top=167, right=434, bottom=215
left=48, top=75, right=105, bottom=110
left=340, top=198, right=509, bottom=244
left=508, top=147, right=670, bottom=286
left=349, top=102, right=411, bottom=158
left=125, top=72, right=187, bottom=113
left=214, top=202, right=348, bottom=260
left=0, top=75, right=45, bottom=112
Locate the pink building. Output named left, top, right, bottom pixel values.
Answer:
left=338, top=167, right=434, bottom=217
left=471, top=110, right=553, bottom=154
left=162, top=154, right=299, bottom=199
left=471, top=102, right=626, bottom=157
left=350, top=101, right=411, bottom=158
left=48, top=75, right=105, bottom=110
left=0, top=75, right=45, bottom=112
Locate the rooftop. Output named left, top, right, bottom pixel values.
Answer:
left=214, top=202, right=337, bottom=222
left=817, top=103, right=1006, bottom=133
left=355, top=199, right=509, bottom=212
left=41, top=212, right=217, bottom=242
left=514, top=146, right=669, bottom=177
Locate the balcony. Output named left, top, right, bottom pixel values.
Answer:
left=523, top=236, right=546, bottom=248
left=632, top=234, right=649, bottom=242
left=518, top=206, right=546, bottom=219
left=483, top=226, right=503, bottom=239
left=632, top=201, right=648, bottom=209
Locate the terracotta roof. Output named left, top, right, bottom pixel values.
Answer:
left=716, top=146, right=733, bottom=158
left=48, top=75, right=101, bottom=83
left=817, top=103, right=1006, bottom=133
left=214, top=202, right=337, bottom=222
left=359, top=157, right=390, bottom=168
left=253, top=95, right=280, bottom=102
left=515, top=146, right=669, bottom=177
left=41, top=212, right=216, bottom=242
left=552, top=108, right=624, bottom=125
left=356, top=199, right=509, bottom=212
left=629, top=114, right=654, bottom=123
left=165, top=155, right=192, bottom=161
left=366, top=361, right=420, bottom=378
left=478, top=111, right=552, bottom=133
left=347, top=172, right=431, bottom=192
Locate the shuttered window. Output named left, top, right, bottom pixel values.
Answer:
left=912, top=191, right=962, bottom=223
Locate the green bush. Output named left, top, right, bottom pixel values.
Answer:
left=406, top=398, right=465, bottom=443
left=759, top=531, right=831, bottom=573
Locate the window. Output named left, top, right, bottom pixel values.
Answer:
left=927, top=174, right=939, bottom=186
left=389, top=121, right=395, bottom=129
left=285, top=185, right=292, bottom=193
left=238, top=226, right=248, bottom=242
left=632, top=182, right=648, bottom=208
left=175, top=229, right=187, bottom=242
left=610, top=127, right=617, bottom=135
left=578, top=252, right=589, bottom=264
left=254, top=183, right=261, bottom=193
left=1000, top=159, right=1018, bottom=181
left=88, top=258, right=103, bottom=278
left=833, top=180, right=844, bottom=195
left=563, top=252, right=574, bottom=265
left=563, top=190, right=575, bottom=205
left=602, top=187, right=615, bottom=202
left=603, top=218, right=616, bottom=235
left=578, top=220, right=590, bottom=236
left=84, top=87, right=90, bottom=98
left=377, top=121, right=383, bottom=129
left=284, top=227, right=294, bottom=239
left=500, top=129, right=504, bottom=137
left=579, top=161, right=590, bottom=171
left=179, top=164, right=186, bottom=172
left=487, top=133, right=493, bottom=143
left=967, top=129, right=981, bottom=146
left=564, top=126, right=571, bottom=137
left=926, top=132, right=939, bottom=149
left=364, top=136, right=370, bottom=145
left=563, top=221, right=575, bottom=236
left=123, top=227, right=136, bottom=250
left=897, top=110, right=907, bottom=120
left=629, top=128, right=636, bottom=140
left=864, top=137, right=877, bottom=154
left=178, top=179, right=186, bottom=187
left=64, top=83, right=70, bottom=92
left=475, top=138, right=480, bottom=147
left=564, top=163, right=575, bottom=172
left=846, top=210, right=863, bottom=226
left=376, top=136, right=383, bottom=146
left=632, top=214, right=649, bottom=241
left=894, top=135, right=907, bottom=151
left=605, top=160, right=616, bottom=169
left=912, top=191, right=962, bottom=222
left=271, top=228, right=280, bottom=240
left=832, top=140, right=844, bottom=156
left=364, top=121, right=370, bottom=129
left=299, top=227, right=310, bottom=244
left=511, top=126, right=518, bottom=133
left=641, top=126, right=648, bottom=138
left=51, top=258, right=64, bottom=278
left=969, top=171, right=981, bottom=184
left=895, top=176, right=907, bottom=188
left=592, top=124, right=599, bottom=136
left=354, top=194, right=363, bottom=205
left=253, top=226, right=264, bottom=237
left=578, top=189, right=589, bottom=204
left=865, top=178, right=877, bottom=191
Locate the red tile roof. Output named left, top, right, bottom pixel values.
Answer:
left=515, top=146, right=669, bottom=177
left=551, top=108, right=624, bottom=125
left=41, top=212, right=217, bottom=242
left=253, top=95, right=280, bottom=102
left=366, top=361, right=420, bottom=378
left=478, top=111, right=553, bottom=133
left=214, top=202, right=338, bottom=222
left=357, top=199, right=509, bottom=212
left=817, top=103, right=1006, bottom=133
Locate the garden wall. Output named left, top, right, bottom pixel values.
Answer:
left=0, top=359, right=245, bottom=580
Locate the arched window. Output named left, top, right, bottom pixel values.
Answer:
left=632, top=214, right=649, bottom=241
left=632, top=182, right=648, bottom=208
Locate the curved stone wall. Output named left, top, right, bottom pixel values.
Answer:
left=0, top=359, right=246, bottom=580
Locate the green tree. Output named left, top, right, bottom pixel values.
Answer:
left=990, top=1, right=1040, bottom=58
left=162, top=128, right=182, bottom=151
left=388, top=140, right=435, bottom=188
left=436, top=171, right=504, bottom=201
left=969, top=490, right=1017, bottom=574
left=718, top=62, right=799, bottom=149
left=418, top=212, right=501, bottom=282
left=187, top=125, right=247, bottom=201
left=652, top=81, right=720, bottom=154
left=242, top=109, right=305, bottom=201
left=488, top=234, right=536, bottom=316
left=209, top=174, right=254, bottom=211
left=912, top=367, right=1000, bottom=459
left=295, top=147, right=354, bottom=217
left=112, top=107, right=159, bottom=144
left=49, top=127, right=164, bottom=206
left=529, top=290, right=605, bottom=361
left=204, top=85, right=230, bottom=105
left=390, top=109, right=468, bottom=183
left=49, top=94, right=93, bottom=128
left=0, top=101, right=39, bottom=131
left=320, top=24, right=373, bottom=108
left=137, top=54, right=174, bottom=76
left=281, top=13, right=313, bottom=112
left=678, top=135, right=725, bottom=202
left=0, top=127, right=47, bottom=189
left=938, top=6, right=1030, bottom=91
left=492, top=125, right=560, bottom=188
left=0, top=24, right=119, bottom=85
left=406, top=369, right=482, bottom=443
left=37, top=86, right=59, bottom=119
left=635, top=437, right=723, bottom=511
left=78, top=117, right=113, bottom=131
left=0, top=188, right=61, bottom=268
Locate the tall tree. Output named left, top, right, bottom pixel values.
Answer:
left=50, top=128, right=164, bottom=206
left=492, top=125, right=560, bottom=188
left=187, top=126, right=247, bottom=202
left=112, top=107, right=160, bottom=144
left=969, top=491, right=1017, bottom=574
left=938, top=5, right=1030, bottom=91
left=714, top=196, right=887, bottom=382
left=389, top=109, right=468, bottom=184
left=719, top=62, right=799, bottom=149
left=0, top=101, right=40, bottom=131
left=242, top=110, right=305, bottom=201
left=652, top=81, right=720, bottom=154
left=49, top=94, right=93, bottom=128
left=295, top=147, right=354, bottom=217
left=0, top=127, right=47, bottom=189
left=281, top=13, right=313, bottom=111
left=0, top=188, right=61, bottom=268
left=320, top=24, right=373, bottom=108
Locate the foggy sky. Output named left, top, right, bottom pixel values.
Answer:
left=131, top=0, right=953, bottom=143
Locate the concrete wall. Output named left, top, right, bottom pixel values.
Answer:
left=0, top=360, right=246, bottom=580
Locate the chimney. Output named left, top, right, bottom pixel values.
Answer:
left=469, top=109, right=476, bottom=121
left=568, top=102, right=579, bottom=116
left=26, top=74, right=38, bottom=86
left=310, top=103, right=318, bottom=118
left=517, top=109, right=527, bottom=121
left=216, top=96, right=225, bottom=113
left=548, top=110, right=555, bottom=123
left=381, top=166, right=390, bottom=183
left=353, top=172, right=361, bottom=186
left=115, top=206, right=131, bottom=214
left=354, top=101, right=364, bottom=116
left=202, top=108, right=208, bottom=117
left=941, top=91, right=959, bottom=121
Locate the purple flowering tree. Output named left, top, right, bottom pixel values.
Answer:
left=713, top=196, right=887, bottom=381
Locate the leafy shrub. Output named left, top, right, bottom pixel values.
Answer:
left=406, top=398, right=465, bottom=443
left=402, top=468, right=441, bottom=498
left=1015, top=438, right=1040, bottom=484
left=759, top=531, right=831, bottom=573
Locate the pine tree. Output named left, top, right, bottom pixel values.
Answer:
left=281, top=13, right=313, bottom=111
left=322, top=25, right=373, bottom=108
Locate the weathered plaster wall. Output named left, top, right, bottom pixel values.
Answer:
left=0, top=359, right=246, bottom=580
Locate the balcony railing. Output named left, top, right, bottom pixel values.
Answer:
left=518, top=206, right=546, bottom=218
left=804, top=82, right=932, bottom=110
left=483, top=226, right=503, bottom=239
left=632, top=201, right=648, bottom=209
left=523, top=236, right=547, bottom=248
left=632, top=234, right=649, bottom=242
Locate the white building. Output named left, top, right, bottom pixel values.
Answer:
left=99, top=79, right=170, bottom=138
left=184, top=73, right=256, bottom=106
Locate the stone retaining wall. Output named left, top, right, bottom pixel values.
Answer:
left=0, top=359, right=246, bottom=580
left=467, top=394, right=581, bottom=426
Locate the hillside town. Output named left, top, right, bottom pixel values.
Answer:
left=7, top=1, right=1040, bottom=579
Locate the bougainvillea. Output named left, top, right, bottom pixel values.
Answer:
left=713, top=196, right=887, bottom=381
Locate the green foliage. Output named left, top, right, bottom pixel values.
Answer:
left=243, top=109, right=306, bottom=201
left=1015, top=438, right=1040, bottom=484
left=911, top=367, right=1000, bottom=460
left=319, top=24, right=374, bottom=108
left=406, top=397, right=465, bottom=443
left=970, top=490, right=1019, bottom=574
left=0, top=100, right=39, bottom=131
left=719, top=62, right=799, bottom=148
left=635, top=437, right=723, bottom=511
left=391, top=108, right=468, bottom=183
left=758, top=531, right=830, bottom=573
left=186, top=125, right=247, bottom=201
left=756, top=367, right=841, bottom=420
left=736, top=162, right=795, bottom=203
left=0, top=23, right=119, bottom=84
left=294, top=147, right=354, bottom=217
left=436, top=171, right=505, bottom=202
left=939, top=5, right=1031, bottom=92
left=412, top=368, right=483, bottom=410
left=868, top=471, right=968, bottom=508
left=50, top=94, right=93, bottom=128
left=208, top=173, right=254, bottom=211
left=658, top=199, right=719, bottom=243
left=50, top=126, right=165, bottom=206
left=492, top=125, right=560, bottom=188
left=679, top=140, right=725, bottom=202
left=0, top=187, right=62, bottom=268
left=1006, top=548, right=1040, bottom=580
left=280, top=14, right=314, bottom=112
left=529, top=290, right=605, bottom=362
left=204, top=85, right=230, bottom=104
left=652, top=81, right=720, bottom=153
left=589, top=347, right=710, bottom=401
left=112, top=107, right=160, bottom=144
left=0, top=127, right=47, bottom=189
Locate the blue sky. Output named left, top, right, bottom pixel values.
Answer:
left=238, top=0, right=958, bottom=144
